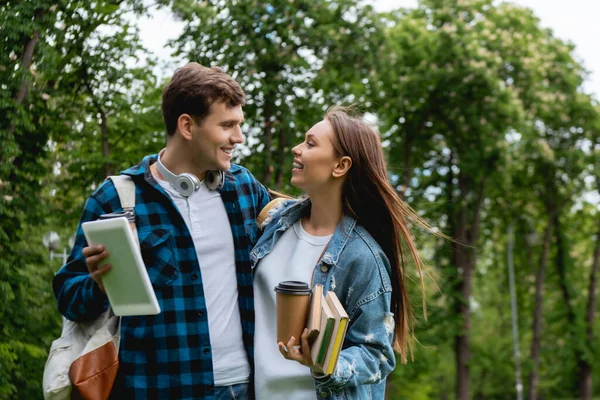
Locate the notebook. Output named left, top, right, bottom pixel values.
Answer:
left=81, top=217, right=160, bottom=316
left=310, top=290, right=348, bottom=375
left=311, top=295, right=335, bottom=369
left=306, top=284, right=324, bottom=345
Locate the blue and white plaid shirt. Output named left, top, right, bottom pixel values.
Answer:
left=53, top=154, right=270, bottom=399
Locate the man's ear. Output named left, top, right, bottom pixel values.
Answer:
left=177, top=114, right=194, bottom=141
left=332, top=156, right=352, bottom=178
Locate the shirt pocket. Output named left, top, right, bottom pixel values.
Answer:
left=138, top=228, right=179, bottom=286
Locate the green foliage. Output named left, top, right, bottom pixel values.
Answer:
left=1, top=0, right=599, bottom=398
left=166, top=0, right=384, bottom=190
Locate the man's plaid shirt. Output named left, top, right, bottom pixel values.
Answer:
left=52, top=154, right=270, bottom=399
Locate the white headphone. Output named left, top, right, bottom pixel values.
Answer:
left=156, top=149, right=225, bottom=196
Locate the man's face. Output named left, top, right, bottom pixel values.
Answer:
left=190, top=101, right=245, bottom=173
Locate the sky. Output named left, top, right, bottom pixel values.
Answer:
left=138, top=0, right=600, bottom=100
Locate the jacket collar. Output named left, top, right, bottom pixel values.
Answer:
left=276, top=199, right=357, bottom=266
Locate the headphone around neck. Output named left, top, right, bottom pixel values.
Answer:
left=156, top=149, right=225, bottom=196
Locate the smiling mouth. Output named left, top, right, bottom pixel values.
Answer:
left=222, top=148, right=234, bottom=155
left=293, top=161, right=304, bottom=170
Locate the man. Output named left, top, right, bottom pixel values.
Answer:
left=53, top=63, right=270, bottom=399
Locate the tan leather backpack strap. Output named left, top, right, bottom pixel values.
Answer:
left=257, top=197, right=287, bottom=228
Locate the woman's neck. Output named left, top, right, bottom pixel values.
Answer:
left=303, top=190, right=343, bottom=236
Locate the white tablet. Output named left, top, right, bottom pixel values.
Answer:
left=82, top=217, right=161, bottom=316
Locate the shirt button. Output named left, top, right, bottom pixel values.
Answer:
left=321, top=392, right=328, bottom=398
left=197, top=310, right=205, bottom=317
left=321, top=265, right=329, bottom=272
left=191, top=273, right=199, bottom=280
left=203, top=347, right=210, bottom=354
left=208, top=383, right=214, bottom=391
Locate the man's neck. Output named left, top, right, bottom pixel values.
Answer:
left=154, top=145, right=206, bottom=181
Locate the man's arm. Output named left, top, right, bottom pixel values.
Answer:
left=52, top=195, right=111, bottom=322
left=257, top=181, right=271, bottom=211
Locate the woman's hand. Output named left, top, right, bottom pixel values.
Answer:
left=278, top=328, right=314, bottom=368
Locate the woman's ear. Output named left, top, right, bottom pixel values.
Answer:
left=177, top=114, right=194, bottom=141
left=332, top=156, right=352, bottom=178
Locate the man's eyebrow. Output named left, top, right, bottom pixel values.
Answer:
left=220, top=118, right=244, bottom=125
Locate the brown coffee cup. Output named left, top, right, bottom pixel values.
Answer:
left=275, top=281, right=312, bottom=347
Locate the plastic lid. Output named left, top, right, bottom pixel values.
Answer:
left=274, top=280, right=311, bottom=295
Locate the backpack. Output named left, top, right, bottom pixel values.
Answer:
left=43, top=175, right=134, bottom=400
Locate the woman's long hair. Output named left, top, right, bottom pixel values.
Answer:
left=326, top=106, right=437, bottom=363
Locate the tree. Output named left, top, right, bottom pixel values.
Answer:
left=165, top=0, right=384, bottom=191
left=0, top=0, right=159, bottom=396
left=374, top=1, right=595, bottom=398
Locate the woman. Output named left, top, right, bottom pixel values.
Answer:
left=252, top=107, right=433, bottom=399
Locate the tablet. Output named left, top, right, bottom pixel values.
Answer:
left=82, top=217, right=161, bottom=316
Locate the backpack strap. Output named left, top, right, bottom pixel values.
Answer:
left=107, top=175, right=135, bottom=211
left=257, top=197, right=287, bottom=229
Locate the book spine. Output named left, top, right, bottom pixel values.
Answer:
left=326, top=318, right=348, bottom=375
left=316, top=318, right=335, bottom=366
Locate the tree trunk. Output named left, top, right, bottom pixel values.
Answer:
left=554, top=211, right=577, bottom=326
left=527, top=213, right=554, bottom=400
left=7, top=8, right=47, bottom=135
left=454, top=173, right=472, bottom=400
left=263, top=102, right=274, bottom=185
left=452, top=173, right=486, bottom=400
left=579, top=216, right=600, bottom=400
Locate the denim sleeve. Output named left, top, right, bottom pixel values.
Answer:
left=52, top=195, right=110, bottom=322
left=313, top=291, right=396, bottom=393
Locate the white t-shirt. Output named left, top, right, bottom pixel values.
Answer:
left=154, top=173, right=250, bottom=386
left=254, top=220, right=332, bottom=400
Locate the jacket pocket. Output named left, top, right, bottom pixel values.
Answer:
left=138, top=228, right=179, bottom=286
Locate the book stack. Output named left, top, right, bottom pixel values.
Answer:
left=305, top=284, right=349, bottom=375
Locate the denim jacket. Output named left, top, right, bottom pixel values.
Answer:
left=250, top=199, right=396, bottom=400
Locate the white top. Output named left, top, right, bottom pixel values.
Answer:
left=254, top=220, right=332, bottom=400
left=154, top=173, right=250, bottom=386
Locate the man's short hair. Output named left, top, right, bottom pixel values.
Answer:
left=161, top=63, right=245, bottom=136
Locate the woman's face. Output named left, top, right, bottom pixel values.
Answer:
left=290, top=119, right=339, bottom=192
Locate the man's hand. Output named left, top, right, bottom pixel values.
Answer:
left=82, top=245, right=111, bottom=293
left=278, top=328, right=314, bottom=368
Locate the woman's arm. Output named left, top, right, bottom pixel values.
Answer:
left=278, top=289, right=395, bottom=392
left=312, top=291, right=396, bottom=392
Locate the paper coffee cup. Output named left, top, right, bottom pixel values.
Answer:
left=275, top=281, right=311, bottom=347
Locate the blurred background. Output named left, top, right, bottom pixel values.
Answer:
left=1, top=0, right=599, bottom=399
